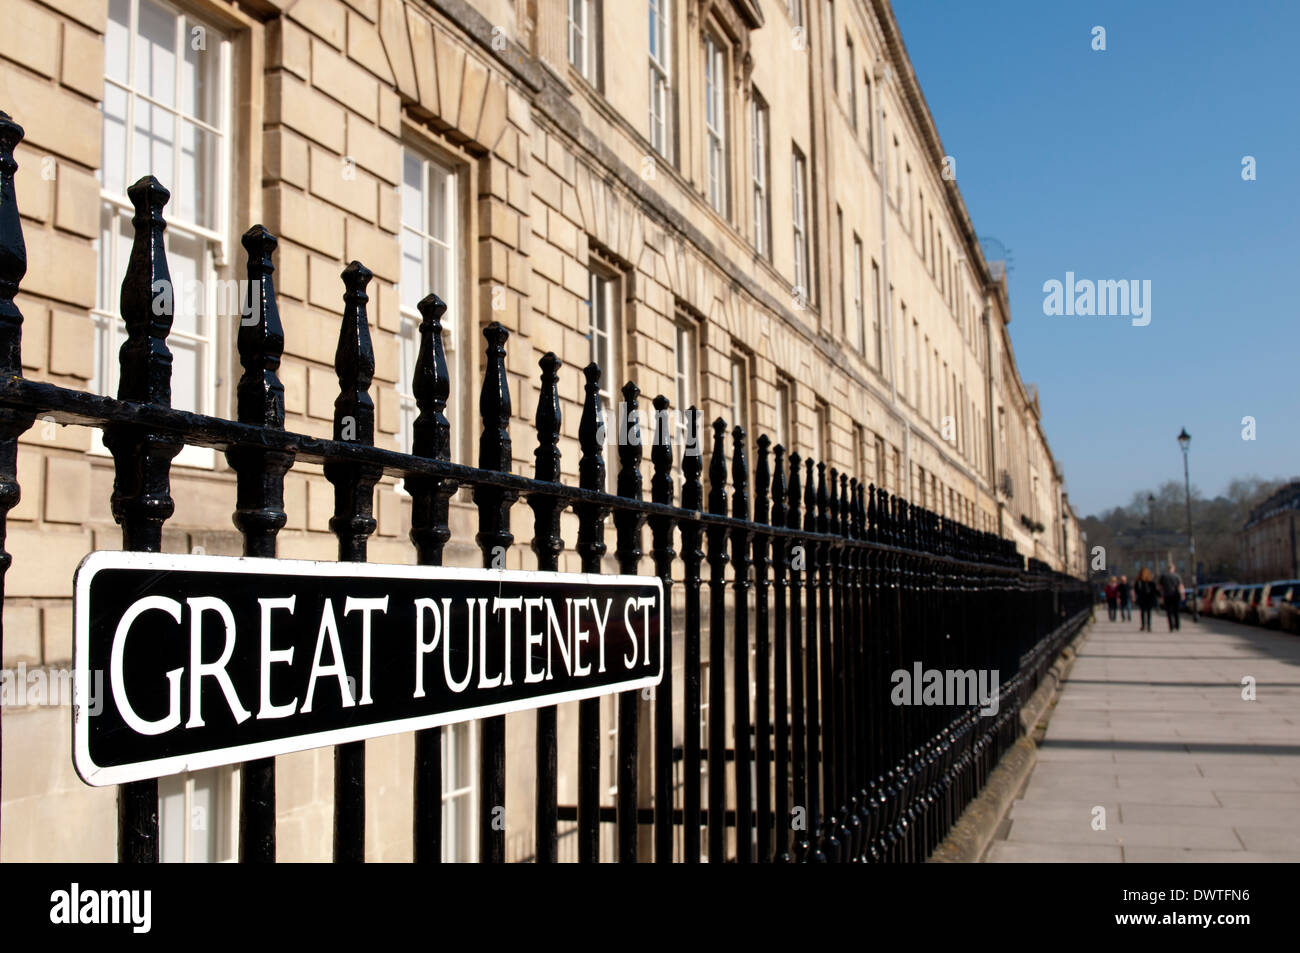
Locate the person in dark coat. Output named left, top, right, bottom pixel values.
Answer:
left=1104, top=576, right=1119, bottom=621
left=1157, top=563, right=1184, bottom=631
left=1134, top=567, right=1159, bottom=632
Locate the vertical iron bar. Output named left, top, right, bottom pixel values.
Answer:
left=649, top=396, right=676, bottom=862
left=804, top=458, right=823, bottom=861
left=473, top=322, right=516, bottom=863
left=786, top=454, right=807, bottom=861
left=527, top=352, right=564, bottom=863
left=817, top=463, right=839, bottom=860
left=103, top=175, right=183, bottom=863
left=770, top=445, right=790, bottom=862
left=614, top=382, right=646, bottom=862
left=840, top=472, right=861, bottom=857
left=705, top=418, right=729, bottom=861
left=752, top=435, right=772, bottom=862
left=409, top=294, right=457, bottom=863
left=324, top=261, right=381, bottom=863
left=575, top=363, right=610, bottom=862
left=730, top=426, right=752, bottom=862
left=680, top=408, right=704, bottom=862
left=227, top=225, right=294, bottom=863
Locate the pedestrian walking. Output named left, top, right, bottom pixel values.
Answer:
left=1118, top=574, right=1132, bottom=622
left=1134, top=567, right=1159, bottom=632
left=1158, top=563, right=1183, bottom=631
left=1105, top=576, right=1119, bottom=621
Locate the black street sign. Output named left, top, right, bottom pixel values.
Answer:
left=73, top=552, right=663, bottom=786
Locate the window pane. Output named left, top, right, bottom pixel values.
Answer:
left=188, top=767, right=218, bottom=862
left=400, top=229, right=424, bottom=312
left=158, top=773, right=187, bottom=862
left=428, top=166, right=451, bottom=242
left=106, top=0, right=131, bottom=83
left=402, top=152, right=424, bottom=231
left=167, top=228, right=205, bottom=337
left=178, top=120, right=219, bottom=229
left=430, top=242, right=452, bottom=305
left=102, top=84, right=129, bottom=197
left=133, top=101, right=175, bottom=188
left=180, top=20, right=222, bottom=125
left=171, top=335, right=202, bottom=414
left=135, top=0, right=178, bottom=107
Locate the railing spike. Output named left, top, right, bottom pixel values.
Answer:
left=681, top=407, right=703, bottom=512
left=650, top=394, right=673, bottom=507
left=708, top=417, right=727, bottom=516
left=770, top=443, right=786, bottom=527
left=333, top=261, right=376, bottom=446
left=235, top=225, right=285, bottom=428
left=803, top=458, right=816, bottom=534
left=787, top=451, right=802, bottom=530
left=119, top=175, right=174, bottom=406
left=731, top=426, right=749, bottom=522
left=616, top=381, right=643, bottom=504
left=478, top=321, right=511, bottom=473
left=533, top=352, right=562, bottom=483
left=578, top=363, right=606, bottom=494
left=412, top=294, right=451, bottom=462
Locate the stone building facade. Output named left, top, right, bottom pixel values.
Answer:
left=0, top=0, right=1081, bottom=861
left=1240, top=481, right=1300, bottom=583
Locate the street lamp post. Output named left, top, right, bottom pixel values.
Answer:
left=1147, top=493, right=1156, bottom=570
left=1177, top=428, right=1198, bottom=621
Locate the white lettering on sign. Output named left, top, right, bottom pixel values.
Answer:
left=110, top=595, right=184, bottom=736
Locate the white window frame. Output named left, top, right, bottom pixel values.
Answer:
left=871, top=258, right=882, bottom=370
left=729, top=352, right=750, bottom=439
left=703, top=32, right=727, bottom=216
left=815, top=399, right=829, bottom=467
left=94, top=0, right=232, bottom=469
left=672, top=314, right=698, bottom=474
left=588, top=263, right=622, bottom=490
left=442, top=720, right=478, bottom=862
left=568, top=0, right=598, bottom=85
left=851, top=234, right=864, bottom=352
left=863, top=73, right=873, bottom=160
left=159, top=765, right=237, bottom=862
left=787, top=0, right=804, bottom=30
left=774, top=375, right=792, bottom=452
left=791, top=146, right=809, bottom=302
left=648, top=0, right=671, bottom=157
left=846, top=33, right=857, bottom=130
left=397, top=145, right=461, bottom=473
left=751, top=93, right=770, bottom=258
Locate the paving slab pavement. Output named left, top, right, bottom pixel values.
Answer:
left=985, top=611, right=1300, bottom=862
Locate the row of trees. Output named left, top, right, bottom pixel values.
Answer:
left=1080, top=477, right=1287, bottom=581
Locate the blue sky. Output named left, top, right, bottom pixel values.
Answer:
left=891, top=0, right=1300, bottom=516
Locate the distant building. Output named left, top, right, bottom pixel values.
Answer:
left=1240, top=481, right=1300, bottom=581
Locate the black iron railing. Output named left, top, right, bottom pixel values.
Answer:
left=0, top=111, right=1089, bottom=863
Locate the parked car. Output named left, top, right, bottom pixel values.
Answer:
left=1277, top=587, right=1300, bottom=634
left=1199, top=583, right=1228, bottom=616
left=1210, top=584, right=1239, bottom=617
left=1234, top=584, right=1265, bottom=624
left=1258, top=580, right=1300, bottom=628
